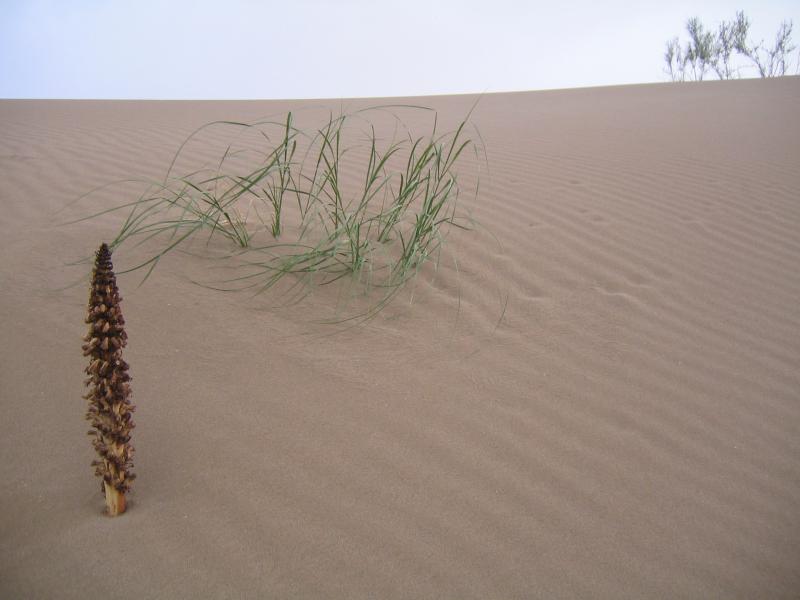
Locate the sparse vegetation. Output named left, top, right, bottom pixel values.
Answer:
left=72, top=107, right=482, bottom=321
left=665, top=11, right=798, bottom=81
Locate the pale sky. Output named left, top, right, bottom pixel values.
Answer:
left=1, top=0, right=798, bottom=99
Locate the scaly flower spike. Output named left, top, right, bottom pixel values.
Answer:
left=82, top=243, right=135, bottom=516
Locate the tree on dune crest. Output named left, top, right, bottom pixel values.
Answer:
left=665, top=11, right=798, bottom=81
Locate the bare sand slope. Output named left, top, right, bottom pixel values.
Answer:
left=1, top=78, right=799, bottom=598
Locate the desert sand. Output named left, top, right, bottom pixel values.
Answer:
left=1, top=77, right=799, bottom=598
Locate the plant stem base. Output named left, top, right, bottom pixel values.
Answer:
left=104, top=482, right=126, bottom=516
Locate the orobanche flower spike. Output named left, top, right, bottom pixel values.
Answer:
left=83, top=243, right=136, bottom=516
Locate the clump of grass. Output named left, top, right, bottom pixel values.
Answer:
left=258, top=113, right=297, bottom=238
left=72, top=106, right=482, bottom=321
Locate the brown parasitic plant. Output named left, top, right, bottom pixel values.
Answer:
left=82, top=243, right=135, bottom=516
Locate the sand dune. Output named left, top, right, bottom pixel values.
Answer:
left=1, top=77, right=799, bottom=598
